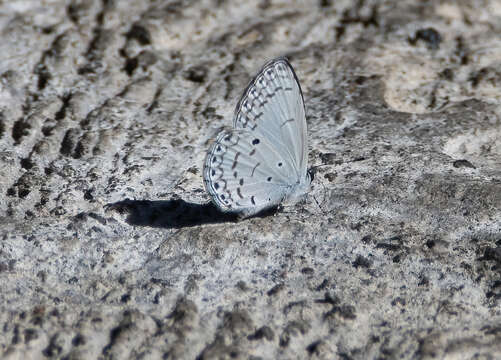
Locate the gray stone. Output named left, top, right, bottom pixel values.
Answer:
left=1, top=0, right=501, bottom=359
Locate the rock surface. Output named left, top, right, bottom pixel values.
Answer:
left=1, top=0, right=501, bottom=359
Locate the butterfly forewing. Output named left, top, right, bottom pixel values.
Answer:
left=233, top=58, right=308, bottom=179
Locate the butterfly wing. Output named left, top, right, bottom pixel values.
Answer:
left=203, top=58, right=309, bottom=218
left=233, top=57, right=308, bottom=180
left=203, top=128, right=299, bottom=217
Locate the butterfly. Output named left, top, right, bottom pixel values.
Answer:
left=203, top=57, right=310, bottom=219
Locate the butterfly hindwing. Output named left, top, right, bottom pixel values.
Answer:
left=203, top=128, right=297, bottom=215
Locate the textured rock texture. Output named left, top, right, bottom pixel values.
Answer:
left=1, top=0, right=501, bottom=359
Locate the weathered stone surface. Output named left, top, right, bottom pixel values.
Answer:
left=1, top=0, right=501, bottom=359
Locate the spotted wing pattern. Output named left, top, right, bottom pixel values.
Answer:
left=204, top=127, right=298, bottom=216
left=203, top=57, right=309, bottom=217
left=234, top=58, right=308, bottom=178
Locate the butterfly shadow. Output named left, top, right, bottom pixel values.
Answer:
left=105, top=198, right=240, bottom=229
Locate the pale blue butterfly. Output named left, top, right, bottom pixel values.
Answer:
left=203, top=57, right=310, bottom=218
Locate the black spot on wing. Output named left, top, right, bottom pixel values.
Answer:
left=232, top=152, right=241, bottom=170
left=251, top=162, right=260, bottom=177
left=280, top=118, right=295, bottom=128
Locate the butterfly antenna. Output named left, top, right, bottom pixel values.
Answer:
left=307, top=163, right=331, bottom=182
left=307, top=163, right=330, bottom=216
left=312, top=183, right=328, bottom=216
